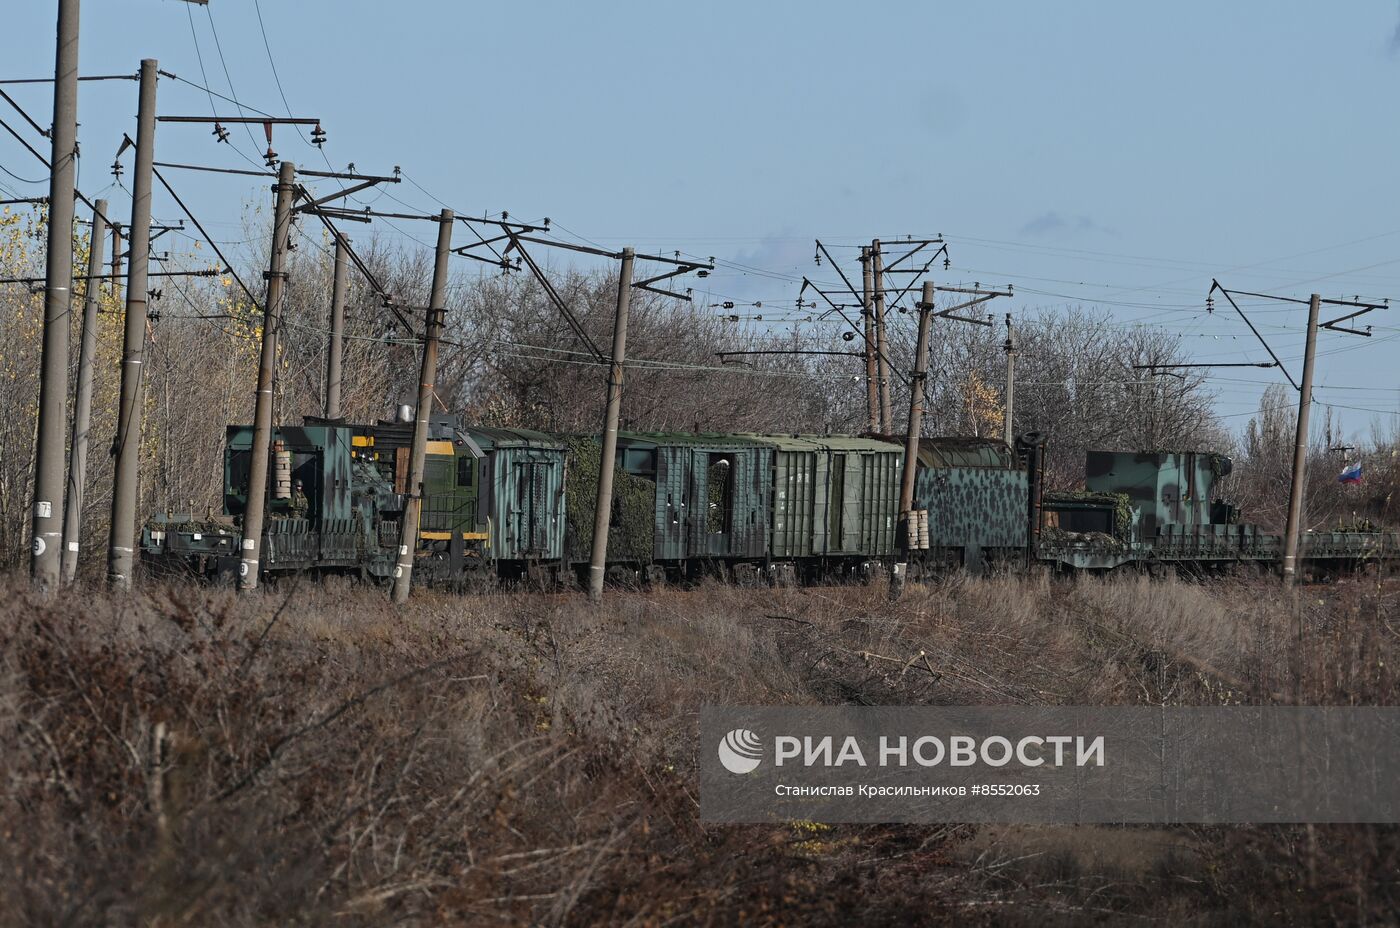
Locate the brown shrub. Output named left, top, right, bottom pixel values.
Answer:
left=0, top=572, right=1397, bottom=925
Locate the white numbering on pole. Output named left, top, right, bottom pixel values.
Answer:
left=393, top=566, right=403, bottom=578
left=242, top=539, right=255, bottom=550
left=399, top=545, right=408, bottom=556
left=32, top=536, right=46, bottom=556
left=36, top=501, right=52, bottom=519
left=239, top=561, right=250, bottom=577
left=67, top=541, right=79, bottom=552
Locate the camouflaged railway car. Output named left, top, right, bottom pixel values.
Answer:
left=141, top=414, right=569, bottom=587
left=548, top=432, right=775, bottom=585
left=143, top=420, right=400, bottom=582
left=1039, top=450, right=1400, bottom=576
left=901, top=436, right=1032, bottom=580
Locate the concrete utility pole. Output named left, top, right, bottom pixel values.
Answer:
left=31, top=0, right=81, bottom=591
left=1003, top=313, right=1016, bottom=447
left=60, top=198, right=106, bottom=585
left=860, top=246, right=878, bottom=434
left=391, top=209, right=452, bottom=604
left=237, top=160, right=297, bottom=593
left=587, top=247, right=635, bottom=603
left=871, top=239, right=893, bottom=433
left=891, top=281, right=934, bottom=600
left=324, top=235, right=348, bottom=418
left=107, top=59, right=157, bottom=591
left=110, top=223, right=122, bottom=303
left=1281, top=293, right=1321, bottom=585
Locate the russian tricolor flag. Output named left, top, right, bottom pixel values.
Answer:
left=1339, top=462, right=1363, bottom=485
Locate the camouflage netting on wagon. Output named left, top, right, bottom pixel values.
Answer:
left=563, top=436, right=656, bottom=565
left=1038, top=526, right=1126, bottom=550
left=1044, top=489, right=1135, bottom=539
left=707, top=461, right=730, bottom=534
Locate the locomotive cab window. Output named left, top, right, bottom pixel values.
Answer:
left=456, top=455, right=474, bottom=487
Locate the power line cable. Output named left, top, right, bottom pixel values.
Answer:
left=201, top=3, right=265, bottom=156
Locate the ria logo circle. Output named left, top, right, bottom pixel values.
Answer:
left=718, top=728, right=763, bottom=774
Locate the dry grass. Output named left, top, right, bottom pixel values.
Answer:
left=1, top=571, right=1397, bottom=925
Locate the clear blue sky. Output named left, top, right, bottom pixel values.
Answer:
left=3, top=1, right=1398, bottom=439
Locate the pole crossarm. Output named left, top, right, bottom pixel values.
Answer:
left=1321, top=303, right=1386, bottom=331
left=110, top=221, right=185, bottom=260
left=452, top=230, right=516, bottom=268
left=1208, top=280, right=1299, bottom=391
left=879, top=238, right=944, bottom=273
left=454, top=216, right=552, bottom=268
left=941, top=313, right=995, bottom=327
left=293, top=178, right=391, bottom=211
left=471, top=233, right=713, bottom=301
left=801, top=276, right=911, bottom=389
left=631, top=262, right=711, bottom=301
left=458, top=215, right=547, bottom=232
left=151, top=160, right=403, bottom=183
left=153, top=160, right=270, bottom=179
left=932, top=284, right=1012, bottom=327
left=0, top=74, right=139, bottom=84
left=504, top=229, right=607, bottom=364
left=1323, top=323, right=1372, bottom=337
left=883, top=244, right=950, bottom=314
left=1213, top=284, right=1386, bottom=311
left=156, top=115, right=320, bottom=125
left=1212, top=280, right=1385, bottom=352
left=937, top=293, right=998, bottom=318
left=505, top=234, right=619, bottom=260
left=937, top=284, right=1013, bottom=297
left=633, top=250, right=716, bottom=270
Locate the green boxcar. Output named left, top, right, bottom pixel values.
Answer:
left=618, top=432, right=772, bottom=563
left=745, top=434, right=902, bottom=559
left=469, top=426, right=568, bottom=564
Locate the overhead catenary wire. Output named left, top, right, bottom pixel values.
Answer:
left=7, top=26, right=1389, bottom=441
left=197, top=3, right=266, bottom=157
left=292, top=185, right=415, bottom=337
left=149, top=161, right=257, bottom=312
